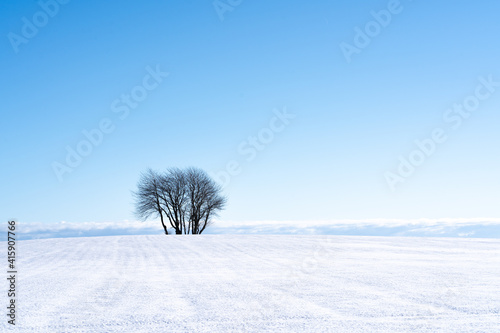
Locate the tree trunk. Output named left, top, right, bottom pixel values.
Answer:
left=159, top=211, right=168, bottom=235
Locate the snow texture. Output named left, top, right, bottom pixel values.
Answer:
left=5, top=235, right=500, bottom=332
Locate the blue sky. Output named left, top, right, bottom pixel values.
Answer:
left=1, top=0, right=499, bottom=234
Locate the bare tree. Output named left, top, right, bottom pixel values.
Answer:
left=157, top=168, right=187, bottom=235
left=185, top=167, right=226, bottom=234
left=133, top=167, right=226, bottom=235
left=133, top=169, right=169, bottom=235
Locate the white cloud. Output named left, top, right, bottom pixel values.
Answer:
left=19, top=220, right=164, bottom=240
left=14, top=218, right=500, bottom=240
left=205, top=218, right=500, bottom=238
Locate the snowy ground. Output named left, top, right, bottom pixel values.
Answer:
left=5, top=235, right=500, bottom=332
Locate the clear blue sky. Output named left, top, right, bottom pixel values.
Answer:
left=1, top=0, right=499, bottom=226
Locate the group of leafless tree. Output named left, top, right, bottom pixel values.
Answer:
left=134, top=167, right=226, bottom=235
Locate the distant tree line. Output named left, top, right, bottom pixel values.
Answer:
left=133, top=167, right=226, bottom=235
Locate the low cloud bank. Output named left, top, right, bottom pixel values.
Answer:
left=206, top=219, right=500, bottom=238
left=18, top=221, right=163, bottom=240
left=14, top=218, right=500, bottom=240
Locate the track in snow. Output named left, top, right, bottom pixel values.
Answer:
left=5, top=235, right=500, bottom=332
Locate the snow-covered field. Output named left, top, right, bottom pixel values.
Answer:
left=6, top=235, right=500, bottom=332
